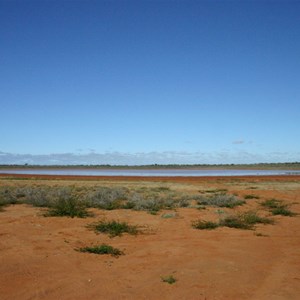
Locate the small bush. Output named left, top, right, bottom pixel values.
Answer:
left=23, top=187, right=51, bottom=207
left=261, top=199, right=282, bottom=209
left=45, top=188, right=90, bottom=218
left=161, top=275, right=177, bottom=284
left=78, top=244, right=124, bottom=257
left=86, top=187, right=128, bottom=210
left=197, top=194, right=245, bottom=208
left=261, top=199, right=296, bottom=216
left=0, top=187, right=19, bottom=206
left=271, top=207, right=296, bottom=216
left=192, top=220, right=219, bottom=230
left=204, top=189, right=228, bottom=193
left=220, top=211, right=274, bottom=230
left=244, top=194, right=260, bottom=199
left=89, top=220, right=138, bottom=237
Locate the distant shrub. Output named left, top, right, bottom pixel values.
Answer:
left=23, top=187, right=51, bottom=207
left=0, top=187, right=19, bottom=207
left=77, top=244, right=124, bottom=257
left=261, top=199, right=282, bottom=209
left=244, top=194, right=260, bottom=199
left=197, top=194, right=245, bottom=208
left=261, top=199, right=296, bottom=216
left=192, top=220, right=219, bottom=230
left=271, top=206, right=296, bottom=216
left=161, top=275, right=177, bottom=284
left=86, top=187, right=128, bottom=210
left=89, top=220, right=138, bottom=237
left=220, top=211, right=274, bottom=230
left=45, top=188, right=90, bottom=218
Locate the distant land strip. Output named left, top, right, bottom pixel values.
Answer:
left=0, top=162, right=300, bottom=170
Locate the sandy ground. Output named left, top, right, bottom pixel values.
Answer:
left=1, top=175, right=300, bottom=299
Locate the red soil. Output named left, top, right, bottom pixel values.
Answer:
left=0, top=175, right=300, bottom=299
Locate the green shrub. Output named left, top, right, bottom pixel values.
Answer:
left=261, top=199, right=296, bottom=216
left=78, top=244, right=124, bottom=257
left=244, top=194, right=260, bottom=199
left=220, top=211, right=274, bottom=230
left=192, top=220, right=219, bottom=230
left=161, top=275, right=177, bottom=284
left=0, top=187, right=19, bottom=206
left=89, top=220, right=138, bottom=237
left=261, top=199, right=282, bottom=209
left=271, top=207, right=296, bottom=216
left=45, top=188, right=90, bottom=218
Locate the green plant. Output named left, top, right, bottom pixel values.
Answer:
left=271, top=206, right=296, bottom=216
left=89, top=220, right=138, bottom=237
left=192, top=220, right=219, bottom=230
left=220, top=211, right=274, bottom=230
left=45, top=188, right=90, bottom=218
left=204, top=189, right=228, bottom=193
left=0, top=187, right=19, bottom=206
left=244, top=194, right=260, bottom=199
left=161, top=212, right=177, bottom=218
left=77, top=244, right=124, bottom=257
left=261, top=199, right=282, bottom=209
left=161, top=275, right=177, bottom=284
left=261, top=199, right=296, bottom=216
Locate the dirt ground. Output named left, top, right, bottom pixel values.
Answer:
left=1, top=174, right=300, bottom=299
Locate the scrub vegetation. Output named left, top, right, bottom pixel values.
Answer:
left=77, top=244, right=124, bottom=257
left=88, top=220, right=139, bottom=237
left=261, top=199, right=297, bottom=216
left=0, top=184, right=245, bottom=214
left=192, top=211, right=274, bottom=230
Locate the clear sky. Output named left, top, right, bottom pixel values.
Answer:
left=1, top=0, right=299, bottom=165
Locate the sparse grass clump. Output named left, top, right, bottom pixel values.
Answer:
left=89, top=220, right=139, bottom=237
left=192, top=220, right=219, bottom=230
left=78, top=244, right=124, bottom=257
left=161, top=275, right=177, bottom=284
left=261, top=199, right=296, bottom=216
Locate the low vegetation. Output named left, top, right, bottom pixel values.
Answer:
left=192, top=211, right=274, bottom=230
left=192, top=220, right=219, bottom=230
left=197, top=193, right=245, bottom=208
left=261, top=199, right=296, bottom=216
left=161, top=275, right=177, bottom=284
left=88, top=220, right=139, bottom=237
left=244, top=194, right=260, bottom=199
left=220, top=211, right=274, bottom=229
left=44, top=188, right=91, bottom=218
left=77, top=244, right=124, bottom=257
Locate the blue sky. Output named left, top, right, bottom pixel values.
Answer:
left=1, top=0, right=299, bottom=165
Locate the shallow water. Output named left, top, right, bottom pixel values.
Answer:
left=0, top=169, right=300, bottom=177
